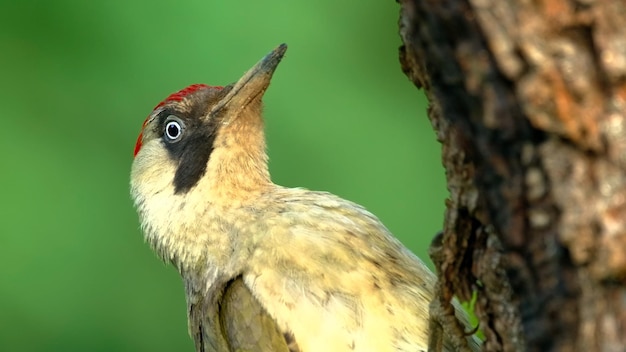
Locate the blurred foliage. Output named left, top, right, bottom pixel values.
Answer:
left=0, top=0, right=445, bottom=351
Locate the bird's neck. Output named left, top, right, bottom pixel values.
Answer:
left=204, top=107, right=273, bottom=205
left=160, top=108, right=273, bottom=275
left=134, top=105, right=274, bottom=280
left=140, top=171, right=272, bottom=279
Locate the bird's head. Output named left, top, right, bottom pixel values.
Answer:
left=131, top=44, right=287, bottom=214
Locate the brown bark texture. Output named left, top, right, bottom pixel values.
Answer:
left=398, top=0, right=626, bottom=351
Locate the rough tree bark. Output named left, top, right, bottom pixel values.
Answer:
left=397, top=0, right=626, bottom=351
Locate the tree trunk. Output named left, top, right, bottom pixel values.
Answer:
left=397, top=0, right=626, bottom=351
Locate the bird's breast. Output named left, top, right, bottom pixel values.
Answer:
left=236, top=194, right=433, bottom=351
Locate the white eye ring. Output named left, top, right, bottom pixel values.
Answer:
left=164, top=116, right=184, bottom=142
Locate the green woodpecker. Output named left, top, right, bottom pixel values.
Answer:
left=130, top=44, right=479, bottom=352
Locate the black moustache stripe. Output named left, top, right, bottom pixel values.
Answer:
left=156, top=87, right=231, bottom=194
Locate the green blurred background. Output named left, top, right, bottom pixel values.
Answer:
left=0, top=1, right=445, bottom=351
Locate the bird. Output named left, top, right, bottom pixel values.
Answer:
left=130, top=44, right=479, bottom=352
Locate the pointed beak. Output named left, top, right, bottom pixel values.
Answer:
left=209, top=43, right=287, bottom=118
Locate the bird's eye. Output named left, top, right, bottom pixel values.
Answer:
left=164, top=116, right=185, bottom=142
